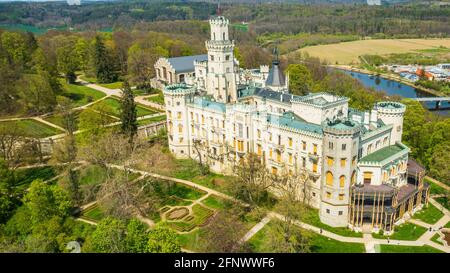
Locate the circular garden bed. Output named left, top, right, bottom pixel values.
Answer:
left=166, top=207, right=189, bottom=220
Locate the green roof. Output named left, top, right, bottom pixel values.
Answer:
left=267, top=112, right=323, bottom=135
left=359, top=143, right=406, bottom=163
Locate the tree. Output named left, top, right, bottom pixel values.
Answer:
left=146, top=226, right=181, bottom=253
left=229, top=153, right=273, bottom=207
left=127, top=43, right=155, bottom=91
left=0, top=31, right=27, bottom=67
left=56, top=37, right=79, bottom=83
left=18, top=72, right=57, bottom=114
left=201, top=209, right=247, bottom=253
left=0, top=160, right=19, bottom=223
left=125, top=219, right=148, bottom=253
left=85, top=217, right=126, bottom=253
left=120, top=80, right=138, bottom=144
left=287, top=64, right=313, bottom=96
left=93, top=35, right=117, bottom=83
left=23, top=180, right=72, bottom=224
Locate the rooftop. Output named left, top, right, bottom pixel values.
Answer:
left=359, top=143, right=407, bottom=163
left=265, top=60, right=285, bottom=87
left=190, top=97, right=226, bottom=113
left=266, top=111, right=323, bottom=135
left=167, top=54, right=208, bottom=73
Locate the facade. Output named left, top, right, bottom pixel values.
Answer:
left=161, top=16, right=429, bottom=234
left=155, top=54, right=208, bottom=85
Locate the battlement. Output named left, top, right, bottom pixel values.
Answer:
left=323, top=119, right=361, bottom=135
left=163, top=83, right=196, bottom=95
left=210, top=16, right=229, bottom=26
left=376, top=101, right=406, bottom=114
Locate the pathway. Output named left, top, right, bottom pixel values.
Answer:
left=241, top=215, right=271, bottom=243
left=426, top=176, right=450, bottom=192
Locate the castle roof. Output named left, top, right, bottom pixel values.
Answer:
left=265, top=60, right=285, bottom=87
left=167, top=54, right=208, bottom=73
left=190, top=97, right=226, bottom=113
left=267, top=111, right=323, bottom=135
left=359, top=143, right=408, bottom=164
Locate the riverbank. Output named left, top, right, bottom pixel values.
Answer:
left=329, top=64, right=445, bottom=98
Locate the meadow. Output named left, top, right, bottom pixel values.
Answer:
left=296, top=39, right=450, bottom=65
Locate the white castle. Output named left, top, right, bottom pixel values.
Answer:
left=155, top=16, right=429, bottom=233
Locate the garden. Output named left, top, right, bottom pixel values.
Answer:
left=0, top=119, right=64, bottom=138
left=372, top=222, right=427, bottom=241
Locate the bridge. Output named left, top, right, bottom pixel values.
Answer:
left=412, top=97, right=450, bottom=110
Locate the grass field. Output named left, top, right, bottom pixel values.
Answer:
left=79, top=75, right=123, bottom=89
left=81, top=205, right=106, bottom=222
left=297, top=38, right=450, bottom=64
left=412, top=203, right=444, bottom=224
left=248, top=219, right=365, bottom=253
left=373, top=222, right=427, bottom=240
left=89, top=97, right=158, bottom=118
left=378, top=244, right=443, bottom=253
left=15, top=166, right=58, bottom=191
left=145, top=94, right=165, bottom=105
left=302, top=209, right=363, bottom=238
left=0, top=119, right=64, bottom=138
left=59, top=80, right=106, bottom=107
left=137, top=115, right=166, bottom=126
left=43, top=109, right=118, bottom=131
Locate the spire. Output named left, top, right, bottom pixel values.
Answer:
left=272, top=46, right=279, bottom=63
left=217, top=0, right=222, bottom=16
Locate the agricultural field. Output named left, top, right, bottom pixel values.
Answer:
left=296, top=39, right=450, bottom=65
left=0, top=119, right=64, bottom=138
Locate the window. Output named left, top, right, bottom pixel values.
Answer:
left=326, top=192, right=331, bottom=199
left=237, top=140, right=244, bottom=152
left=383, top=171, right=388, bottom=181
left=190, top=112, right=193, bottom=120
left=342, top=144, right=347, bottom=151
left=177, top=112, right=181, bottom=119
left=222, top=120, right=225, bottom=128
left=383, top=137, right=388, bottom=145
left=168, top=110, right=172, bottom=118
left=339, top=194, right=344, bottom=201
left=302, top=157, right=306, bottom=168
left=302, top=141, right=306, bottom=151
left=179, top=137, right=183, bottom=143
left=278, top=135, right=281, bottom=145
left=352, top=156, right=357, bottom=166
left=210, top=55, right=214, bottom=61
left=271, top=167, right=278, bottom=175
left=326, top=209, right=330, bottom=214
left=313, top=144, right=318, bottom=155
left=328, top=141, right=334, bottom=150
left=327, top=157, right=334, bottom=167
left=201, top=115, right=204, bottom=124
left=178, top=124, right=183, bottom=133
left=288, top=153, right=293, bottom=164
left=276, top=151, right=281, bottom=162
left=338, top=211, right=343, bottom=216
left=257, top=129, right=261, bottom=138
left=233, top=138, right=236, bottom=149
left=269, top=148, right=273, bottom=159
left=313, top=162, right=318, bottom=173
left=363, top=172, right=372, bottom=184
left=168, top=121, right=173, bottom=133
left=288, top=137, right=293, bottom=147
left=312, top=192, right=316, bottom=197
left=191, top=124, right=194, bottom=134
left=257, top=144, right=262, bottom=156
left=225, top=55, right=230, bottom=61
left=339, top=175, right=345, bottom=188
left=269, top=133, right=272, bottom=142
left=351, top=171, right=356, bottom=184
left=368, top=144, right=372, bottom=154
left=340, top=158, right=346, bottom=167
left=326, top=171, right=333, bottom=186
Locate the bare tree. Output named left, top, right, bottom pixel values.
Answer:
left=192, top=139, right=209, bottom=175
left=0, top=123, right=24, bottom=166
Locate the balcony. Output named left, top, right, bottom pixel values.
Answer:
left=308, top=152, right=319, bottom=161
left=307, top=170, right=320, bottom=179
left=269, top=158, right=285, bottom=168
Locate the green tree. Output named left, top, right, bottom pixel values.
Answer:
left=146, top=226, right=181, bottom=253
left=287, top=64, right=313, bottom=96
left=93, top=36, right=116, bottom=83
left=120, top=80, right=137, bottom=144
left=0, top=160, right=18, bottom=223
left=23, top=180, right=72, bottom=224
left=18, top=72, right=57, bottom=114
left=125, top=219, right=148, bottom=253
left=0, top=31, right=27, bottom=66
left=85, top=217, right=126, bottom=253
left=127, top=43, right=158, bottom=91
left=56, top=37, right=79, bottom=83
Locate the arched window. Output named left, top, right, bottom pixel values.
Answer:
left=223, top=32, right=225, bottom=40
left=178, top=124, right=183, bottom=133
left=351, top=171, right=356, bottom=184
left=339, top=175, right=345, bottom=188
left=326, top=171, right=333, bottom=186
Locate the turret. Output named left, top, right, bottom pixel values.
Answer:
left=376, top=102, right=406, bottom=145
left=163, top=83, right=196, bottom=158
left=320, top=119, right=361, bottom=227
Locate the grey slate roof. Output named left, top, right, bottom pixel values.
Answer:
left=265, top=60, right=285, bottom=87
left=167, top=54, right=208, bottom=73
left=238, top=86, right=294, bottom=103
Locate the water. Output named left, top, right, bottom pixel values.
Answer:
left=340, top=70, right=449, bottom=117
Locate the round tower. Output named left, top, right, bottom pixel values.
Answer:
left=376, top=102, right=406, bottom=145
left=163, top=83, right=196, bottom=158
left=319, top=119, right=361, bottom=227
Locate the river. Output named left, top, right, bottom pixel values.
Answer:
left=340, top=70, right=449, bottom=117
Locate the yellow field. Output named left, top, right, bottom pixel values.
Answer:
left=296, top=39, right=450, bottom=65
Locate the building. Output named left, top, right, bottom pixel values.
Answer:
left=154, top=54, right=208, bottom=85
left=367, top=0, right=382, bottom=5
left=161, top=16, right=429, bottom=234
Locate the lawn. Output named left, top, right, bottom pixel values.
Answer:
left=248, top=220, right=365, bottom=253
left=137, top=115, right=166, bottom=126
left=59, top=80, right=105, bottom=107
left=412, top=203, right=444, bottom=224
left=146, top=94, right=165, bottom=105
left=167, top=204, right=215, bottom=232
left=43, top=109, right=118, bottom=131
left=431, top=233, right=443, bottom=245
left=201, top=195, right=228, bottom=210
left=89, top=97, right=158, bottom=118
left=297, top=38, right=450, bottom=64
left=425, top=177, right=449, bottom=196
left=302, top=209, right=363, bottom=238
left=177, top=228, right=207, bottom=251
left=81, top=205, right=106, bottom=222
left=0, top=119, right=64, bottom=138
left=435, top=197, right=450, bottom=211
left=79, top=75, right=123, bottom=89
left=379, top=244, right=443, bottom=253
left=15, top=166, right=58, bottom=191
left=76, top=165, right=141, bottom=186
left=372, top=222, right=427, bottom=241
left=152, top=179, right=207, bottom=201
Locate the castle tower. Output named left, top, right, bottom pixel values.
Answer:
left=163, top=83, right=196, bottom=158
left=265, top=47, right=286, bottom=92
left=320, top=119, right=361, bottom=227
left=205, top=16, right=238, bottom=103
left=376, top=102, right=406, bottom=145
